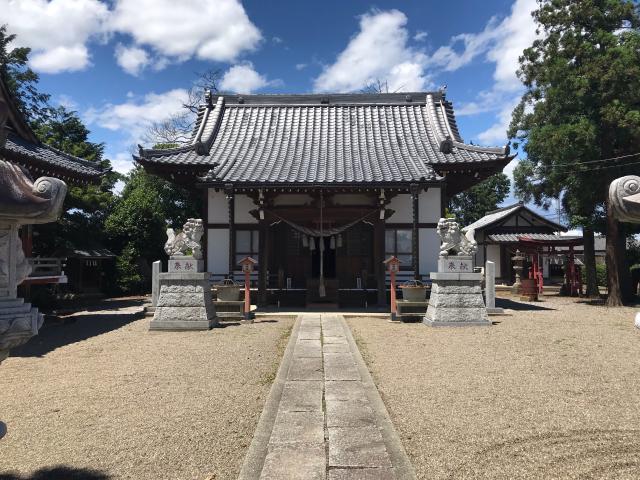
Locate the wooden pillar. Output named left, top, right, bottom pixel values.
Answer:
left=410, top=183, right=420, bottom=280
left=225, top=184, right=235, bottom=279
left=375, top=194, right=387, bottom=306
left=258, top=218, right=268, bottom=306
left=202, top=189, right=208, bottom=267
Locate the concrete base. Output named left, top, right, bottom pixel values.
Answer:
left=487, top=307, right=506, bottom=315
left=150, top=272, right=217, bottom=331
left=424, top=272, right=490, bottom=327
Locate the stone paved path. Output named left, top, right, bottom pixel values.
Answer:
left=239, top=314, right=416, bottom=480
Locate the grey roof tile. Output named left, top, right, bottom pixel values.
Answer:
left=2, top=132, right=104, bottom=181
left=488, top=233, right=582, bottom=243
left=138, top=92, right=511, bottom=184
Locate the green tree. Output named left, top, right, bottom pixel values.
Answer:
left=0, top=24, right=50, bottom=123
left=105, top=167, right=200, bottom=293
left=509, top=0, right=640, bottom=305
left=31, top=106, right=118, bottom=256
left=449, top=173, right=511, bottom=226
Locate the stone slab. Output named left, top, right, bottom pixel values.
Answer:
left=424, top=318, right=491, bottom=327
left=425, top=305, right=489, bottom=324
left=298, top=328, right=321, bottom=340
left=149, top=319, right=213, bottom=331
left=430, top=272, right=483, bottom=281
left=260, top=443, right=325, bottom=480
left=158, top=272, right=210, bottom=281
left=323, top=336, right=349, bottom=345
left=429, top=293, right=487, bottom=308
left=325, top=381, right=368, bottom=403
left=323, top=343, right=351, bottom=353
left=487, top=307, right=505, bottom=315
left=329, top=468, right=397, bottom=480
left=431, top=282, right=482, bottom=294
left=324, top=353, right=360, bottom=381
left=328, top=426, right=392, bottom=468
left=326, top=400, right=377, bottom=427
left=438, top=256, right=473, bottom=273
left=287, top=357, right=323, bottom=381
left=292, top=339, right=322, bottom=358
left=168, top=257, right=204, bottom=273
left=269, top=411, right=325, bottom=444
left=279, top=381, right=323, bottom=412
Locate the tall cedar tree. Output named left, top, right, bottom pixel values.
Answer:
left=31, top=106, right=118, bottom=254
left=509, top=0, right=640, bottom=305
left=0, top=24, right=50, bottom=123
left=449, top=173, right=511, bottom=226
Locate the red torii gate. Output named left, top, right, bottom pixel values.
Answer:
left=516, top=235, right=584, bottom=296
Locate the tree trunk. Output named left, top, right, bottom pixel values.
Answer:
left=605, top=199, right=624, bottom=306
left=582, top=226, right=599, bottom=298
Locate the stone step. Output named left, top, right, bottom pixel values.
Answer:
left=0, top=303, right=33, bottom=315
left=0, top=298, right=25, bottom=308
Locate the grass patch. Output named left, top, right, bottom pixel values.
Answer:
left=259, top=323, right=293, bottom=386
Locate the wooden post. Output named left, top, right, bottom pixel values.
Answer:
left=383, top=256, right=401, bottom=321
left=375, top=191, right=387, bottom=307
left=244, top=268, right=251, bottom=319
left=258, top=220, right=268, bottom=306
left=225, top=184, right=234, bottom=279
left=238, top=256, right=257, bottom=322
left=410, top=183, right=420, bottom=281
left=390, top=269, right=397, bottom=321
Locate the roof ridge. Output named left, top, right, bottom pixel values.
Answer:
left=40, top=140, right=107, bottom=171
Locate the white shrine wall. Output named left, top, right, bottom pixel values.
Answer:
left=205, top=187, right=443, bottom=278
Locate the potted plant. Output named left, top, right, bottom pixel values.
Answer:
left=399, top=280, right=427, bottom=302
left=215, top=278, right=241, bottom=301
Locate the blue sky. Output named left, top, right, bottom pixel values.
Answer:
left=4, top=0, right=540, bottom=205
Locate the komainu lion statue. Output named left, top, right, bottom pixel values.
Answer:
left=609, top=175, right=640, bottom=224
left=164, top=218, right=204, bottom=260
left=437, top=217, right=477, bottom=257
left=609, top=176, right=640, bottom=328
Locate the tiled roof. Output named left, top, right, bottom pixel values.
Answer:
left=137, top=92, right=512, bottom=185
left=2, top=132, right=104, bottom=182
left=463, top=202, right=566, bottom=232
left=463, top=203, right=523, bottom=232
left=488, top=233, right=582, bottom=243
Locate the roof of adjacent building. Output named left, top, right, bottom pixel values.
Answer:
left=487, top=233, right=582, bottom=243
left=136, top=91, right=513, bottom=186
left=463, top=202, right=566, bottom=232
left=0, top=79, right=105, bottom=184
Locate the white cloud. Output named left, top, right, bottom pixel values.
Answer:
left=414, top=31, right=428, bottom=42
left=314, top=9, right=431, bottom=93
left=108, top=151, right=137, bottom=175
left=109, top=0, right=261, bottom=63
left=220, top=63, right=275, bottom=93
left=85, top=89, right=188, bottom=142
left=115, top=44, right=150, bottom=76
left=1, top=0, right=109, bottom=73
left=295, top=63, right=307, bottom=71
left=427, top=0, right=538, bottom=145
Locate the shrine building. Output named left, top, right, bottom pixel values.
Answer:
left=136, top=91, right=514, bottom=307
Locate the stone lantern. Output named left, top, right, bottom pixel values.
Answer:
left=0, top=107, right=68, bottom=437
left=511, top=249, right=525, bottom=294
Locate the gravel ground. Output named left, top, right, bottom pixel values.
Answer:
left=347, top=295, right=640, bottom=480
left=0, top=299, right=293, bottom=480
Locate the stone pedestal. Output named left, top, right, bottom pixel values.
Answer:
left=150, top=272, right=217, bottom=330
left=424, top=256, right=490, bottom=327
